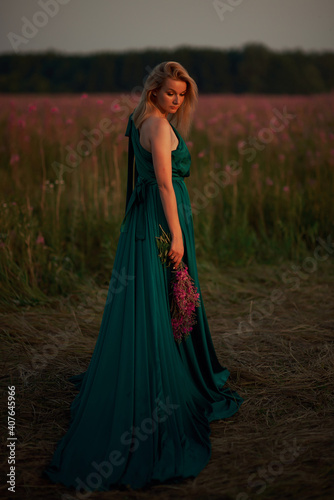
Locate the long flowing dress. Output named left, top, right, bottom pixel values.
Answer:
left=43, top=111, right=244, bottom=492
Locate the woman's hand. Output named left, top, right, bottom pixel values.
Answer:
left=168, top=234, right=184, bottom=269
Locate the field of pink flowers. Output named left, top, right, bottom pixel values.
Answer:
left=0, top=92, right=333, bottom=303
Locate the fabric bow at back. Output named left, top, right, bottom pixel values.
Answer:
left=124, top=112, right=138, bottom=212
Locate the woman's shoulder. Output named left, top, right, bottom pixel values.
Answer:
left=139, top=115, right=170, bottom=132
left=138, top=115, right=174, bottom=152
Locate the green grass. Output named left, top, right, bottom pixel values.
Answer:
left=0, top=93, right=333, bottom=305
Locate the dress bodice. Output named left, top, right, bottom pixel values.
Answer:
left=121, top=111, right=192, bottom=240
left=125, top=111, right=191, bottom=183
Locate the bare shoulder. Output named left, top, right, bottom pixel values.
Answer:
left=141, top=115, right=170, bottom=135
left=139, top=116, right=171, bottom=152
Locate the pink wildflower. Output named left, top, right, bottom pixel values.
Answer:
left=169, top=263, right=200, bottom=343
left=36, top=233, right=45, bottom=245
left=10, top=154, right=20, bottom=165
left=207, top=116, right=219, bottom=125
left=156, top=225, right=201, bottom=343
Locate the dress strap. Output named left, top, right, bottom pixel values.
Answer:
left=124, top=112, right=139, bottom=213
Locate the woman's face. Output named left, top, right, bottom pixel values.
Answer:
left=153, top=78, right=187, bottom=116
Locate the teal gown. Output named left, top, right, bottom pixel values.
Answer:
left=43, top=111, right=244, bottom=493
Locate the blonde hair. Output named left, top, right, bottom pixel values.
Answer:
left=132, top=61, right=198, bottom=138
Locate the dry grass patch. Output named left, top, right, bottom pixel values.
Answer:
left=1, top=262, right=333, bottom=500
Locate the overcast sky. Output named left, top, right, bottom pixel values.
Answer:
left=1, top=0, right=333, bottom=55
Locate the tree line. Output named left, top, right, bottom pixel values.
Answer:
left=0, top=43, right=333, bottom=94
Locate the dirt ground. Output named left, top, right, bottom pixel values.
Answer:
left=1, top=260, right=333, bottom=500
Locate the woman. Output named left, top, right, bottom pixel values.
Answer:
left=43, top=61, right=244, bottom=493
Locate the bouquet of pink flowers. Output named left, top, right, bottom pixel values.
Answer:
left=155, top=224, right=201, bottom=343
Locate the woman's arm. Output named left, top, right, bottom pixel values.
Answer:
left=150, top=118, right=184, bottom=269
